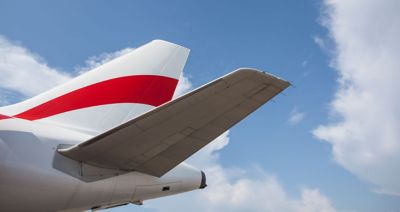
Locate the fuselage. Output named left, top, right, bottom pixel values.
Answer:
left=0, top=118, right=203, bottom=211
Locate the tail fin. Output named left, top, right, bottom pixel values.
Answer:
left=0, top=40, right=190, bottom=134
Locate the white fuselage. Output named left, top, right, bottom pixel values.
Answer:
left=0, top=118, right=203, bottom=212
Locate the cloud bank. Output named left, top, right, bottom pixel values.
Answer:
left=145, top=132, right=335, bottom=212
left=314, top=0, right=400, bottom=195
left=0, top=36, right=71, bottom=98
left=0, top=35, right=335, bottom=211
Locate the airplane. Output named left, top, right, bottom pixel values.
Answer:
left=0, top=40, right=290, bottom=211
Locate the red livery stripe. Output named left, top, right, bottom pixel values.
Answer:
left=14, top=75, right=178, bottom=121
left=0, top=114, right=11, bottom=120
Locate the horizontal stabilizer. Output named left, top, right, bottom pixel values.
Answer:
left=58, top=69, right=290, bottom=177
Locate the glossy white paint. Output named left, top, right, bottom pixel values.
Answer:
left=0, top=118, right=203, bottom=211
left=0, top=40, right=189, bottom=134
left=0, top=40, right=202, bottom=211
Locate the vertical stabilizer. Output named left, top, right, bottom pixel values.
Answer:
left=0, top=40, right=190, bottom=134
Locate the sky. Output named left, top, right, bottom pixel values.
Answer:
left=1, top=0, right=400, bottom=211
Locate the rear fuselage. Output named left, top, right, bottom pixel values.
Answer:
left=0, top=118, right=203, bottom=211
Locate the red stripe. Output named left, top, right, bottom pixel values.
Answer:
left=0, top=114, right=11, bottom=120
left=14, top=75, right=178, bottom=121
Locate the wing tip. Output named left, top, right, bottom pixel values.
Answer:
left=234, top=67, right=291, bottom=88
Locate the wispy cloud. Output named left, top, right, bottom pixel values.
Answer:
left=313, top=35, right=326, bottom=50
left=314, top=0, right=400, bottom=195
left=289, top=107, right=306, bottom=125
left=302, top=59, right=309, bottom=67
left=75, top=47, right=135, bottom=74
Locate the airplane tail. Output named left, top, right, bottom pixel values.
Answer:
left=0, top=40, right=190, bottom=134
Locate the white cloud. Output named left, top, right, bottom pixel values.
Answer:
left=0, top=35, right=336, bottom=211
left=173, top=73, right=193, bottom=99
left=313, top=0, right=400, bottom=195
left=289, top=107, right=306, bottom=125
left=0, top=35, right=134, bottom=102
left=0, top=36, right=71, bottom=98
left=75, top=47, right=134, bottom=74
left=144, top=132, right=335, bottom=212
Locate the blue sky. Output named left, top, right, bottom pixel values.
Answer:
left=1, top=0, right=400, bottom=211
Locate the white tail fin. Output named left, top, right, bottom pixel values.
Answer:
left=0, top=40, right=190, bottom=134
